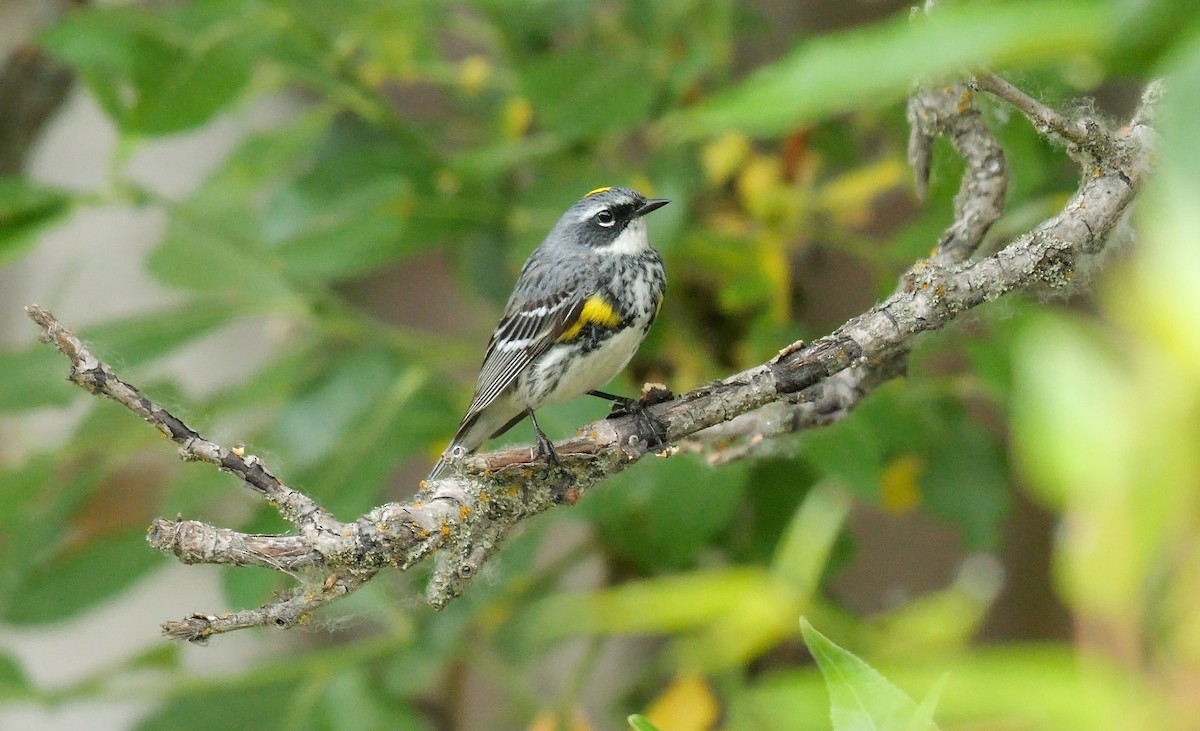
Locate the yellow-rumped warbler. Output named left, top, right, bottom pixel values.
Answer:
left=428, top=186, right=669, bottom=479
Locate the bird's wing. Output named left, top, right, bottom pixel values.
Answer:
left=461, top=290, right=584, bottom=420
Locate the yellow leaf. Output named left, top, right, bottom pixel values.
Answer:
left=526, top=709, right=594, bottom=731
left=701, top=132, right=751, bottom=186
left=644, top=675, right=719, bottom=731
left=504, top=97, right=534, bottom=138
left=458, top=55, right=491, bottom=96
left=736, top=155, right=784, bottom=221
left=816, top=157, right=907, bottom=228
left=880, top=454, right=924, bottom=514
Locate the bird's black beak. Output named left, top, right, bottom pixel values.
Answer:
left=634, top=198, right=670, bottom=218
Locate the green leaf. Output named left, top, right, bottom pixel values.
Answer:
left=0, top=458, right=103, bottom=611
left=220, top=552, right=292, bottom=613
left=920, top=419, right=1009, bottom=549
left=512, top=567, right=773, bottom=645
left=519, top=49, right=657, bottom=139
left=801, top=619, right=940, bottom=731
left=39, top=6, right=147, bottom=123
left=0, top=303, right=241, bottom=413
left=729, top=645, right=1151, bottom=731
left=0, top=344, right=75, bottom=412
left=285, top=360, right=435, bottom=517
left=264, top=116, right=446, bottom=281
left=83, top=302, right=242, bottom=364
left=2, top=528, right=164, bottom=625
left=145, top=111, right=326, bottom=299
left=317, top=668, right=431, bottom=731
left=136, top=680, right=298, bottom=731
left=581, top=454, right=747, bottom=571
left=800, top=411, right=883, bottom=500
left=0, top=651, right=29, bottom=697
left=908, top=675, right=949, bottom=731
left=42, top=4, right=264, bottom=135
left=0, top=178, right=72, bottom=264
left=665, top=0, right=1111, bottom=138
left=771, top=481, right=851, bottom=599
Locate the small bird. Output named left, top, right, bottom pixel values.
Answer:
left=428, top=186, right=669, bottom=480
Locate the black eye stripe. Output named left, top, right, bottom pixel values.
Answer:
left=593, top=202, right=635, bottom=224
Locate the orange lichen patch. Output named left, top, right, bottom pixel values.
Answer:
left=507, top=485, right=519, bottom=497
left=478, top=491, right=490, bottom=503
left=440, top=521, right=451, bottom=537
left=459, top=505, right=471, bottom=520
left=412, top=501, right=425, bottom=509
left=417, top=528, right=431, bottom=539
left=934, top=285, right=947, bottom=296
left=418, top=480, right=428, bottom=490
left=956, top=89, right=973, bottom=114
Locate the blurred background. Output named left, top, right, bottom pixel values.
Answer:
left=1, top=0, right=1198, bottom=729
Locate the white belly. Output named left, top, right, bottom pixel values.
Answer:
left=522, top=324, right=647, bottom=408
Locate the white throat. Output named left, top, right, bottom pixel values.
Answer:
left=600, top=218, right=650, bottom=255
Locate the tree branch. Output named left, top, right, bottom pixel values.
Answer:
left=26, top=73, right=1159, bottom=642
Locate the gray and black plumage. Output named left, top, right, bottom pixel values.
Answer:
left=428, top=186, right=669, bottom=479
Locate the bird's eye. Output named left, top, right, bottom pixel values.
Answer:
left=596, top=209, right=616, bottom=227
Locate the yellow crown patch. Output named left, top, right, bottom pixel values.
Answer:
left=585, top=186, right=612, bottom=197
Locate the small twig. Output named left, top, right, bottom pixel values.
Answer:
left=711, top=74, right=1009, bottom=462
left=160, top=567, right=376, bottom=643
left=972, top=71, right=1104, bottom=160
left=907, top=83, right=1008, bottom=266
left=27, top=305, right=337, bottom=531
left=684, top=353, right=907, bottom=465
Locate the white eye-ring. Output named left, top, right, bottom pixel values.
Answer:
left=596, top=209, right=615, bottom=227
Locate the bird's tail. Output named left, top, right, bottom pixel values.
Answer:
left=426, top=450, right=457, bottom=481
left=426, top=407, right=528, bottom=481
left=426, top=411, right=488, bottom=481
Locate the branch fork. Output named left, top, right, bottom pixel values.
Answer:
left=26, top=72, right=1159, bottom=642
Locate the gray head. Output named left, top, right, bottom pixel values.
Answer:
left=545, top=186, right=670, bottom=255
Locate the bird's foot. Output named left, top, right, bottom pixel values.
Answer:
left=592, top=388, right=671, bottom=450
left=528, top=408, right=559, bottom=470
left=530, top=422, right=559, bottom=469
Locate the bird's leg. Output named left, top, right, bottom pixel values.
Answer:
left=526, top=408, right=559, bottom=467
left=587, top=389, right=670, bottom=449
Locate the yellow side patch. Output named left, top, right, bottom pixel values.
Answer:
left=558, top=295, right=620, bottom=342
left=585, top=186, right=612, bottom=197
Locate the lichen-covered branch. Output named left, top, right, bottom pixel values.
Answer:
left=25, top=73, right=1159, bottom=642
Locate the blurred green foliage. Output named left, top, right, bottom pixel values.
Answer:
left=1, top=0, right=1198, bottom=728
